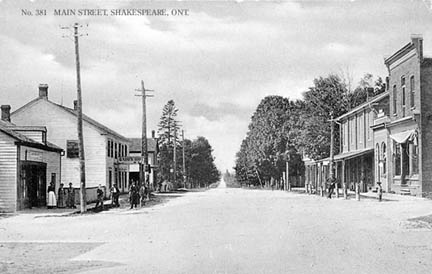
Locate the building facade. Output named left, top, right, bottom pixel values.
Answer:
left=0, top=106, right=62, bottom=212
left=305, top=36, right=432, bottom=197
left=382, top=35, right=432, bottom=196
left=126, top=133, right=159, bottom=191
left=11, top=84, right=130, bottom=201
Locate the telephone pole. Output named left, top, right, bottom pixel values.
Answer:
left=182, top=129, right=186, bottom=189
left=173, top=126, right=177, bottom=186
left=61, top=23, right=88, bottom=213
left=329, top=112, right=337, bottom=198
left=135, top=81, right=154, bottom=188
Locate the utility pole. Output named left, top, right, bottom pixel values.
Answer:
left=173, top=126, right=177, bottom=187
left=74, top=23, right=87, bottom=213
left=329, top=112, right=337, bottom=198
left=135, top=81, right=154, bottom=189
left=182, top=129, right=186, bottom=189
left=61, top=23, right=88, bottom=213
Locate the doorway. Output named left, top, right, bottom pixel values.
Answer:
left=19, top=161, right=47, bottom=209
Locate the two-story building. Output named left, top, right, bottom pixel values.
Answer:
left=0, top=105, right=63, bottom=212
left=304, top=93, right=387, bottom=194
left=126, top=133, right=159, bottom=191
left=11, top=84, right=131, bottom=201
left=379, top=35, right=432, bottom=196
left=305, top=35, right=432, bottom=197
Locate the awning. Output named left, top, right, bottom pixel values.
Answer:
left=332, top=148, right=374, bottom=162
left=389, top=129, right=415, bottom=144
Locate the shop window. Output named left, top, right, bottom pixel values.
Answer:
left=381, top=143, right=386, bottom=175
left=394, top=143, right=401, bottom=176
left=411, top=141, right=419, bottom=175
left=66, top=140, right=79, bottom=158
left=402, top=143, right=409, bottom=177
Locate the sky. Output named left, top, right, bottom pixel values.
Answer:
left=1, top=0, right=432, bottom=172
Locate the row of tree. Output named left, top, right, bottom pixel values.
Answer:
left=234, top=73, right=385, bottom=187
left=157, top=100, right=220, bottom=189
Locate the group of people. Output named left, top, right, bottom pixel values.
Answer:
left=128, top=181, right=150, bottom=209
left=47, top=182, right=76, bottom=209
left=93, top=181, right=150, bottom=210
left=47, top=179, right=152, bottom=211
left=326, top=177, right=383, bottom=201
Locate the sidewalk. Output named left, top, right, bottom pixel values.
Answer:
left=300, top=187, right=426, bottom=202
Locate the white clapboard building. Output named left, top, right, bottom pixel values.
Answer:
left=11, top=84, right=130, bottom=201
left=0, top=105, right=63, bottom=212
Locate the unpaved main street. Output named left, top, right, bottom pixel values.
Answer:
left=1, top=182, right=432, bottom=274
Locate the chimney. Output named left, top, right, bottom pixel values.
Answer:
left=38, top=84, right=48, bottom=99
left=152, top=130, right=155, bottom=138
left=411, top=34, right=423, bottom=61
left=1, top=105, right=11, bottom=122
left=73, top=100, right=78, bottom=111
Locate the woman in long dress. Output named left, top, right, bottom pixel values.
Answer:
left=47, top=182, right=56, bottom=209
left=66, top=182, right=76, bottom=208
left=57, top=183, right=66, bottom=208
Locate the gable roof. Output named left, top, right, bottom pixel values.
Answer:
left=129, top=138, right=158, bottom=153
left=56, top=103, right=129, bottom=142
left=12, top=97, right=129, bottom=142
left=0, top=120, right=62, bottom=152
left=336, top=91, right=389, bottom=121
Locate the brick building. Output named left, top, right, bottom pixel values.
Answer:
left=304, top=35, right=432, bottom=197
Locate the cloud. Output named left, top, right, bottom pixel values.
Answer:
left=1, top=0, right=432, bottom=172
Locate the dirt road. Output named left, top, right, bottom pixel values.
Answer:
left=1, top=182, right=432, bottom=273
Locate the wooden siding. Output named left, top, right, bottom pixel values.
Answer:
left=20, top=145, right=61, bottom=193
left=0, top=133, right=17, bottom=212
left=15, top=130, right=44, bottom=143
left=11, top=99, right=130, bottom=193
left=341, top=110, right=375, bottom=153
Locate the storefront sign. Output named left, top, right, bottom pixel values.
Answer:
left=27, top=150, right=43, bottom=162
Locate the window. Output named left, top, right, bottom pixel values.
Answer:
left=108, top=139, right=111, bottom=158
left=402, top=143, right=409, bottom=177
left=115, top=142, right=118, bottom=159
left=381, top=143, right=386, bottom=175
left=125, top=145, right=128, bottom=156
left=341, top=126, right=344, bottom=149
left=410, top=75, right=415, bottom=108
left=366, top=110, right=370, bottom=141
left=411, top=140, right=419, bottom=175
left=108, top=169, right=112, bottom=189
left=66, top=140, right=79, bottom=158
left=376, top=144, right=380, bottom=177
left=393, top=85, right=397, bottom=114
left=394, top=142, right=401, bottom=176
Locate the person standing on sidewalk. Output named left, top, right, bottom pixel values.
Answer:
left=47, top=182, right=56, bottom=209
left=327, top=177, right=336, bottom=199
left=66, top=182, right=76, bottom=208
left=95, top=184, right=104, bottom=210
left=377, top=182, right=383, bottom=202
left=129, top=182, right=138, bottom=209
left=139, top=183, right=146, bottom=207
left=110, top=183, right=120, bottom=207
left=57, top=183, right=66, bottom=208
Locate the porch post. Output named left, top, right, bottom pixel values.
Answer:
left=342, top=160, right=347, bottom=199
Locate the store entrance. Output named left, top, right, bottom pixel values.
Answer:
left=18, top=161, right=47, bottom=209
